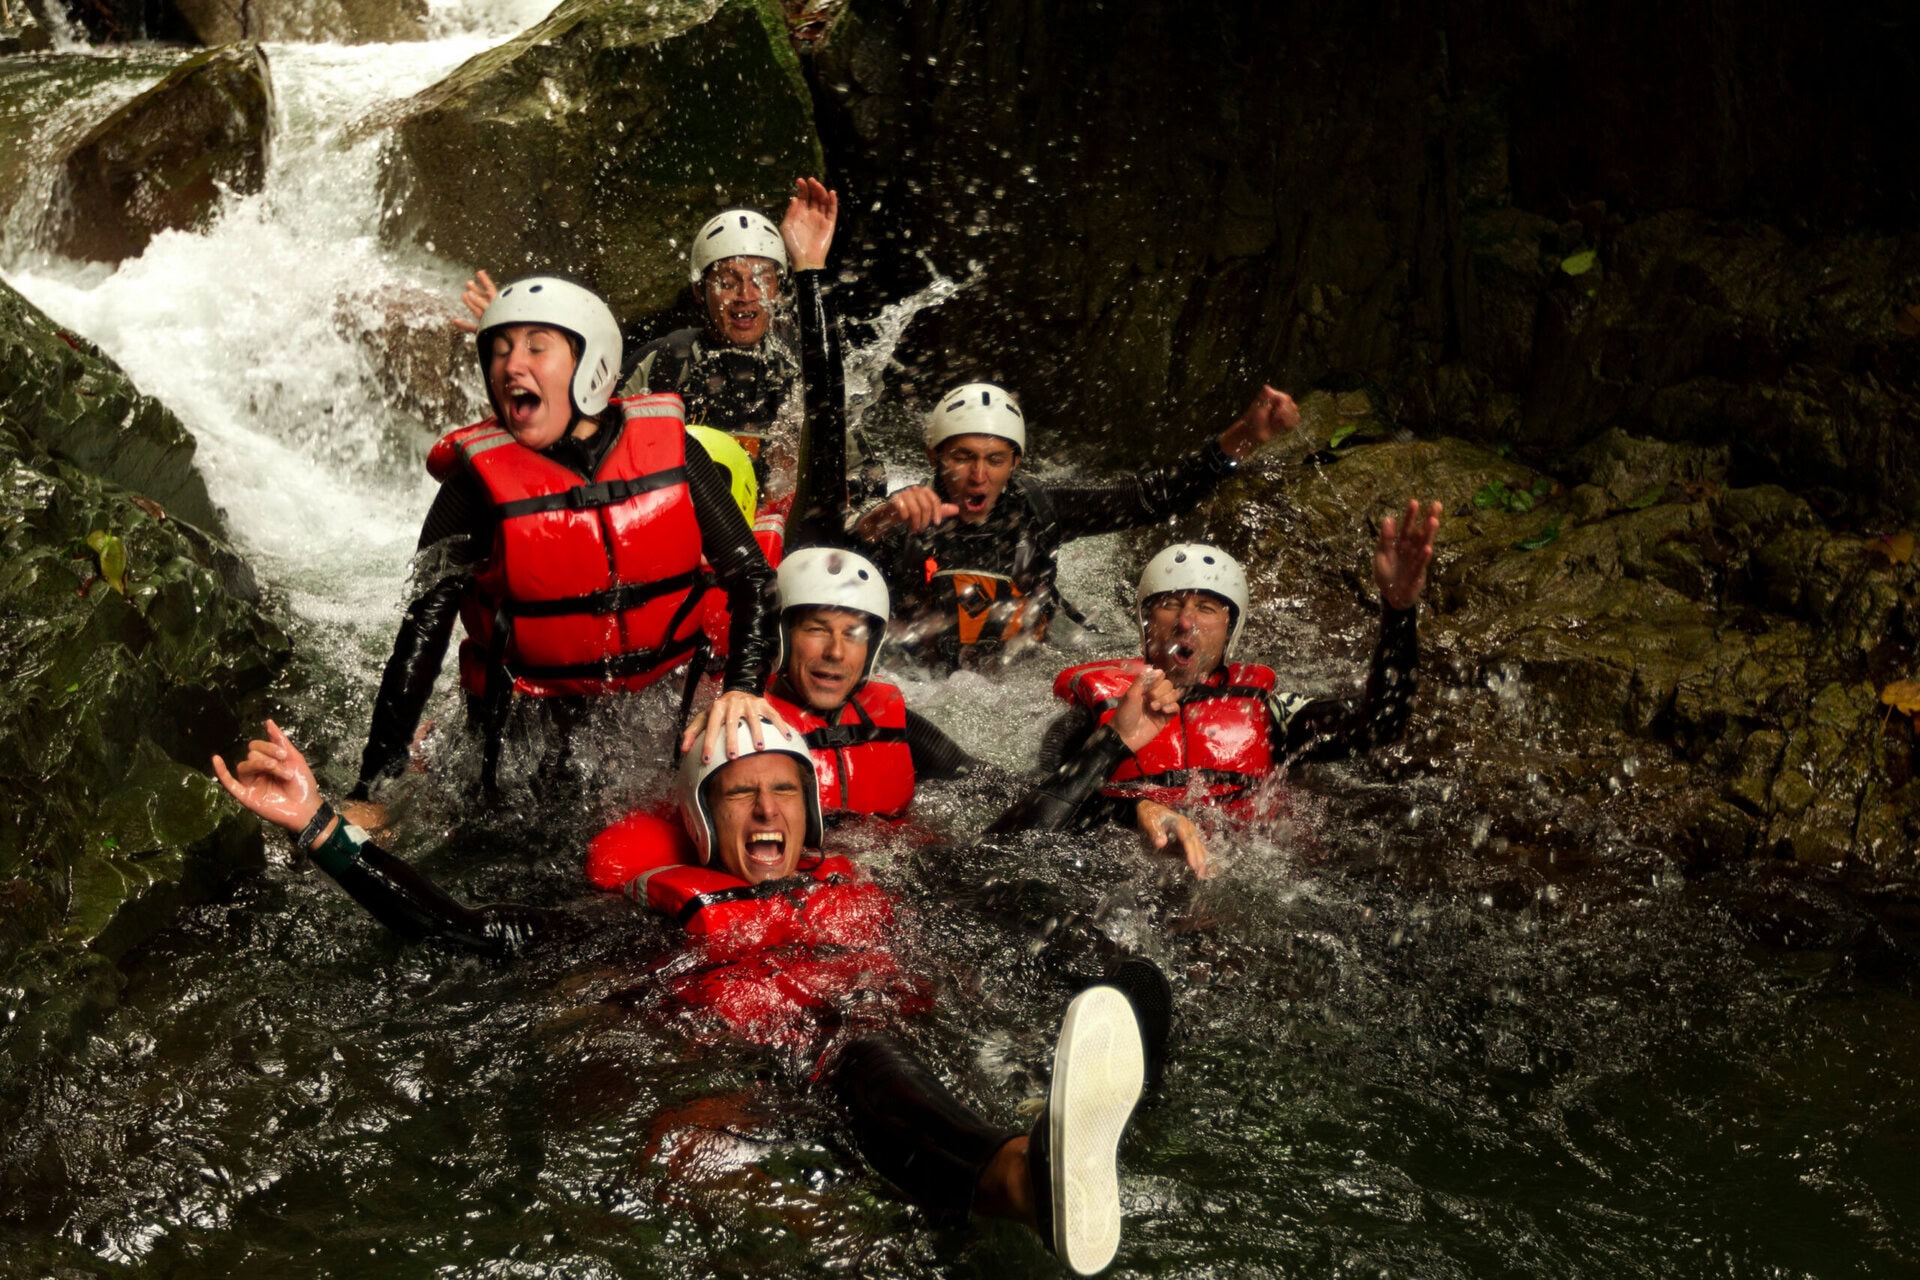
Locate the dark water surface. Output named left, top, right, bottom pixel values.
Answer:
left=8, top=752, right=1918, bottom=1279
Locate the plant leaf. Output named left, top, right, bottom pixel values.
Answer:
left=1561, top=249, right=1597, bottom=276
left=1472, top=481, right=1509, bottom=510
left=1530, top=477, right=1553, bottom=498
left=86, top=530, right=128, bottom=594
left=1507, top=489, right=1535, bottom=513
left=1328, top=422, right=1358, bottom=448
left=1881, top=680, right=1920, bottom=715
left=1625, top=487, right=1666, bottom=510
left=1513, top=521, right=1562, bottom=551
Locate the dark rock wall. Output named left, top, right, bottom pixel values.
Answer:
left=810, top=0, right=1920, bottom=517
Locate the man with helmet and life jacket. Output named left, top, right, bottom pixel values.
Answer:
left=760, top=545, right=979, bottom=820
left=459, top=178, right=877, bottom=564
left=349, top=275, right=785, bottom=809
left=214, top=670, right=1188, bottom=1276
left=1042, top=500, right=1445, bottom=877
left=853, top=380, right=1301, bottom=672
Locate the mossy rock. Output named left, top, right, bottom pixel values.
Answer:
left=171, top=0, right=427, bottom=44
left=379, top=0, right=822, bottom=325
left=44, top=43, right=273, bottom=264
left=0, top=283, right=289, bottom=1142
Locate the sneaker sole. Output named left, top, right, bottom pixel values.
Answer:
left=1049, top=984, right=1145, bottom=1275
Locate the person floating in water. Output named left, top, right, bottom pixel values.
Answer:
left=1041, top=501, right=1444, bottom=876
left=352, top=275, right=780, bottom=805
left=853, top=380, right=1300, bottom=672
left=214, top=680, right=1188, bottom=1274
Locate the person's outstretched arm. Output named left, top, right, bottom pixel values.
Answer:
left=217, top=722, right=568, bottom=958
left=1275, top=499, right=1441, bottom=766
left=782, top=177, right=858, bottom=552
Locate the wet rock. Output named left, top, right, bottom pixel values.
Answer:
left=170, top=0, right=427, bottom=44
left=0, top=1, right=55, bottom=52
left=44, top=43, right=273, bottom=264
left=332, top=286, right=487, bottom=429
left=0, top=278, right=288, bottom=1143
left=0, top=276, right=220, bottom=532
left=378, top=0, right=823, bottom=326
left=1203, top=434, right=1918, bottom=878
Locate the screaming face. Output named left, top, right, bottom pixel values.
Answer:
left=704, top=752, right=808, bottom=885
left=931, top=434, right=1019, bottom=524
left=699, top=255, right=783, bottom=348
left=486, top=323, right=579, bottom=450
left=1143, top=590, right=1232, bottom=689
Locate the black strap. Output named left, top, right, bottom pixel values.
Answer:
left=1088, top=681, right=1268, bottom=716
left=495, top=467, right=688, bottom=520
left=508, top=632, right=702, bottom=683
left=502, top=569, right=702, bottom=619
left=673, top=873, right=816, bottom=929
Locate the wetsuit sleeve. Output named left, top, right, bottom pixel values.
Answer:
left=1044, top=440, right=1240, bottom=540
left=1034, top=704, right=1098, bottom=775
left=784, top=271, right=853, bottom=552
left=304, top=820, right=571, bottom=958
left=686, top=435, right=779, bottom=693
left=1274, top=605, right=1419, bottom=765
left=905, top=709, right=979, bottom=779
left=985, top=724, right=1134, bottom=834
left=352, top=476, right=491, bottom=797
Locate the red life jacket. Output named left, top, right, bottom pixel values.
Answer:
left=584, top=809, right=929, bottom=1049
left=764, top=681, right=916, bottom=817
left=1054, top=658, right=1281, bottom=808
left=427, top=395, right=706, bottom=698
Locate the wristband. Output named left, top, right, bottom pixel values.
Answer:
left=294, top=800, right=336, bottom=852
left=309, top=819, right=370, bottom=879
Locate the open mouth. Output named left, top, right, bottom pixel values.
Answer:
left=962, top=492, right=991, bottom=514
left=1169, top=643, right=1194, bottom=663
left=745, top=830, right=786, bottom=867
left=504, top=385, right=542, bottom=425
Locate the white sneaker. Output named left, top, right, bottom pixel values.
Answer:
left=1042, top=984, right=1146, bottom=1275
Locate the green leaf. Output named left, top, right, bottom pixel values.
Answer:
left=86, top=529, right=127, bottom=594
left=65, top=682, right=79, bottom=693
left=1530, top=477, right=1553, bottom=497
left=1513, top=520, right=1562, bottom=551
left=1473, top=481, right=1510, bottom=510
left=1328, top=422, right=1358, bottom=448
left=1561, top=249, right=1597, bottom=276
left=1625, top=486, right=1666, bottom=510
left=1507, top=489, right=1535, bottom=513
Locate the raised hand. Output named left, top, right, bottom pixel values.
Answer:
left=780, top=177, right=838, bottom=273
left=211, top=719, right=323, bottom=835
left=1375, top=498, right=1444, bottom=610
left=452, top=268, right=500, bottom=333
left=1108, top=666, right=1180, bottom=753
left=1219, top=383, right=1301, bottom=460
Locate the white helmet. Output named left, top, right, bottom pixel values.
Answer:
left=677, top=715, right=824, bottom=866
left=924, top=382, right=1026, bottom=454
left=1136, top=543, right=1250, bottom=656
left=776, top=546, right=891, bottom=683
left=690, top=208, right=788, bottom=282
left=477, top=276, right=622, bottom=419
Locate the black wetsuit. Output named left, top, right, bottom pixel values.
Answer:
left=353, top=422, right=777, bottom=798
left=623, top=274, right=883, bottom=547
left=865, top=441, right=1243, bottom=670
left=296, top=721, right=1148, bottom=1222
left=1038, top=605, right=1420, bottom=827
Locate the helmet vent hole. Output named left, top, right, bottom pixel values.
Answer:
left=1203, top=555, right=1215, bottom=564
left=528, top=284, right=543, bottom=293
left=1173, top=552, right=1188, bottom=563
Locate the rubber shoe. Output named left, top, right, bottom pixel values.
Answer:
left=1036, top=984, right=1145, bottom=1275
